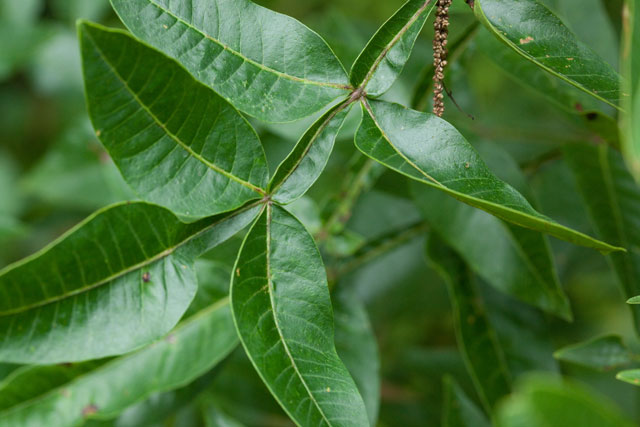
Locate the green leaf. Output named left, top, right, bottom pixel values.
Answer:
left=441, top=376, right=490, bottom=427
left=0, top=299, right=238, bottom=426
left=231, top=204, right=368, bottom=426
left=0, top=201, right=259, bottom=364
left=349, top=0, right=436, bottom=96
left=333, top=289, right=381, bottom=425
left=628, top=295, right=640, bottom=304
left=474, top=0, right=621, bottom=109
left=621, top=0, right=640, bottom=179
left=269, top=102, right=352, bottom=204
left=553, top=335, right=635, bottom=372
left=355, top=98, right=620, bottom=252
left=79, top=21, right=268, bottom=221
left=564, top=143, right=640, bottom=332
left=109, top=0, right=351, bottom=123
left=496, top=375, right=634, bottom=427
left=427, top=236, right=512, bottom=412
left=410, top=141, right=571, bottom=320
left=616, top=369, right=640, bottom=386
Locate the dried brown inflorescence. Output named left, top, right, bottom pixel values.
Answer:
left=433, top=0, right=452, bottom=117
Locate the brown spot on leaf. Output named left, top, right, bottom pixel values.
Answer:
left=142, top=272, right=151, bottom=282
left=465, top=162, right=470, bottom=169
left=162, top=24, right=168, bottom=29
left=236, top=268, right=241, bottom=277
left=586, top=112, right=598, bottom=121
left=82, top=404, right=98, bottom=418
left=567, top=57, right=574, bottom=61
left=519, top=36, right=534, bottom=45
left=95, top=130, right=102, bottom=137
left=574, top=103, right=584, bottom=112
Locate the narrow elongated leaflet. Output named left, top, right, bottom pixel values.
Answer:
left=0, top=299, right=238, bottom=426
left=355, top=98, right=621, bottom=252
left=109, top=0, right=351, bottom=123
left=554, top=335, right=634, bottom=372
left=564, top=144, right=640, bottom=333
left=350, top=0, right=437, bottom=96
left=441, top=376, right=490, bottom=427
left=231, top=204, right=369, bottom=426
left=427, top=237, right=512, bottom=412
left=270, top=102, right=352, bottom=204
left=79, top=22, right=268, bottom=221
left=621, top=0, right=640, bottom=179
left=410, top=141, right=571, bottom=320
left=0, top=201, right=260, bottom=364
left=617, top=369, right=640, bottom=386
left=474, top=0, right=621, bottom=109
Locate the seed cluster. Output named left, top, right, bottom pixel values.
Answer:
left=433, top=0, right=452, bottom=117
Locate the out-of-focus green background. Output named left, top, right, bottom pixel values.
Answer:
left=1, top=0, right=637, bottom=425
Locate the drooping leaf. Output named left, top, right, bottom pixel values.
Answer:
left=427, top=236, right=512, bottom=412
left=0, top=299, right=238, bottom=426
left=231, top=204, right=369, bottom=426
left=564, top=143, right=640, bottom=332
left=270, top=102, right=352, bottom=204
left=410, top=141, right=571, bottom=319
left=496, top=375, right=634, bottom=427
left=621, top=0, right=640, bottom=179
left=349, top=0, right=437, bottom=96
left=79, top=21, right=268, bottom=221
left=474, top=0, right=621, bottom=109
left=333, top=288, right=381, bottom=425
left=554, top=335, right=635, bottom=372
left=0, top=201, right=259, bottom=364
left=441, top=376, right=490, bottom=427
left=355, top=98, right=620, bottom=252
left=109, top=0, right=351, bottom=123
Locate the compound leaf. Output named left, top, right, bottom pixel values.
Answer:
left=474, top=0, right=621, bottom=109
left=231, top=204, right=368, bottom=426
left=79, top=21, right=268, bottom=221
left=109, top=0, right=351, bottom=123
left=0, top=201, right=259, bottom=364
left=355, top=98, right=620, bottom=253
left=350, top=0, right=437, bottom=96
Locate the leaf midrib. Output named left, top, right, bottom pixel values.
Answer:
left=0, top=203, right=259, bottom=317
left=356, top=0, right=433, bottom=91
left=144, top=0, right=351, bottom=91
left=360, top=99, right=621, bottom=252
left=0, top=298, right=233, bottom=416
left=84, top=28, right=266, bottom=197
left=475, top=0, right=621, bottom=110
left=265, top=204, right=332, bottom=426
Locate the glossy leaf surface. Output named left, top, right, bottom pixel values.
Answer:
left=0, top=299, right=238, bottom=426
left=80, top=22, right=268, bottom=221
left=333, top=289, right=380, bottom=425
left=0, top=202, right=259, bottom=364
left=349, top=0, right=436, bottom=96
left=355, top=98, right=620, bottom=252
left=554, top=335, right=634, bottom=372
left=474, top=0, right=621, bottom=109
left=410, top=142, right=571, bottom=320
left=270, top=102, right=351, bottom=204
left=109, top=0, right=351, bottom=123
left=427, top=237, right=512, bottom=412
left=231, top=204, right=368, bottom=426
left=564, top=144, right=640, bottom=332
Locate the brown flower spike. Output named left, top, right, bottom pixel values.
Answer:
left=433, top=0, right=452, bottom=117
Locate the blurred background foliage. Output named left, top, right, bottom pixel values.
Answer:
left=0, top=0, right=638, bottom=425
